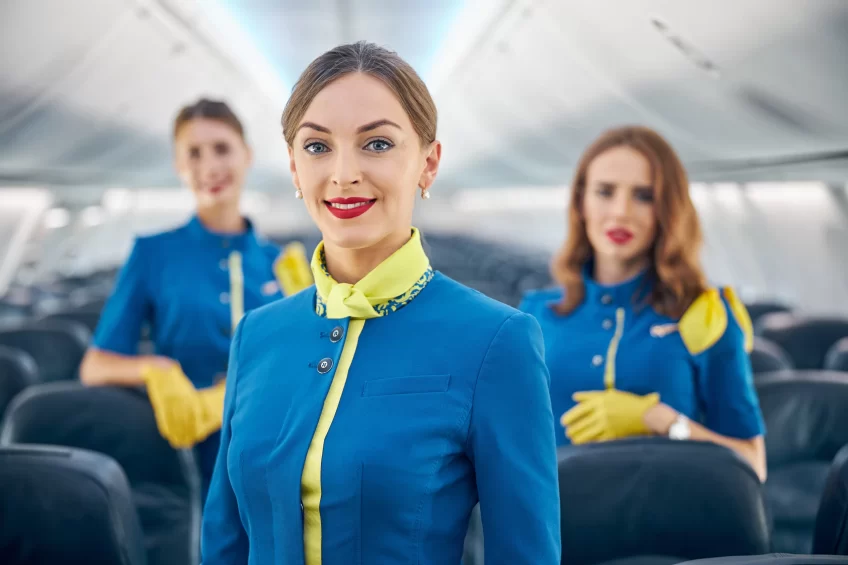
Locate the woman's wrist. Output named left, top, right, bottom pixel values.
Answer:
left=643, top=402, right=680, bottom=436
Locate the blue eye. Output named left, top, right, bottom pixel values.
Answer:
left=634, top=188, right=655, bottom=203
left=305, top=142, right=329, bottom=154
left=365, top=139, right=393, bottom=152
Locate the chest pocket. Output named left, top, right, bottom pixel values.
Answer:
left=362, top=374, right=451, bottom=397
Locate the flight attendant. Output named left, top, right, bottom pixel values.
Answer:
left=80, top=98, right=313, bottom=485
left=201, top=42, right=561, bottom=564
left=520, top=125, right=767, bottom=481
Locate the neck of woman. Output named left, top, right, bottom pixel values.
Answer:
left=592, top=254, right=650, bottom=286
left=323, top=228, right=412, bottom=285
left=197, top=205, right=246, bottom=234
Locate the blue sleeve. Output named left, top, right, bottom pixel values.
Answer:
left=201, top=314, right=249, bottom=563
left=696, top=298, right=766, bottom=440
left=466, top=313, right=561, bottom=564
left=92, top=238, right=152, bottom=355
left=517, top=295, right=533, bottom=314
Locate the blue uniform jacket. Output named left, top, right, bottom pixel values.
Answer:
left=201, top=273, right=562, bottom=564
left=519, top=268, right=765, bottom=447
left=92, top=215, right=285, bottom=475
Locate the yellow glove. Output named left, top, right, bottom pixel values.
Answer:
left=195, top=380, right=226, bottom=436
left=561, top=389, right=660, bottom=445
left=141, top=366, right=224, bottom=449
left=274, top=242, right=314, bottom=296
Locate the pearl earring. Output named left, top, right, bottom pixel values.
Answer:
left=420, top=187, right=431, bottom=200
left=295, top=189, right=303, bottom=199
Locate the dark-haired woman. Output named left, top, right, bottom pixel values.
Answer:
left=520, top=125, right=766, bottom=481
left=201, top=42, right=561, bottom=564
left=80, top=98, right=312, bottom=484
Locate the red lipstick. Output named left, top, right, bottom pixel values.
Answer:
left=324, top=197, right=376, bottom=220
left=606, top=228, right=633, bottom=245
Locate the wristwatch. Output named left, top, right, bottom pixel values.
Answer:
left=668, top=414, right=691, bottom=440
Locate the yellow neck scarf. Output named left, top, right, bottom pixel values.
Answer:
left=311, top=228, right=432, bottom=319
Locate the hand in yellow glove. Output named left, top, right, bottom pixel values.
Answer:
left=141, top=366, right=226, bottom=449
left=275, top=242, right=314, bottom=296
left=195, top=380, right=226, bottom=437
left=561, top=389, right=660, bottom=445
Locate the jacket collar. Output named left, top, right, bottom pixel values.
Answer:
left=185, top=215, right=258, bottom=251
left=582, top=260, right=652, bottom=309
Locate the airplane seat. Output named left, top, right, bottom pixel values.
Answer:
left=751, top=337, right=794, bottom=374
left=0, top=444, right=147, bottom=565
left=0, top=301, right=30, bottom=325
left=557, top=437, right=769, bottom=565
left=756, top=372, right=848, bottom=553
left=0, top=346, right=38, bottom=429
left=824, top=338, right=848, bottom=372
left=0, top=320, right=90, bottom=382
left=421, top=233, right=551, bottom=306
left=38, top=307, right=101, bottom=334
left=744, top=302, right=792, bottom=325
left=756, top=314, right=848, bottom=370
left=813, top=443, right=848, bottom=555
left=676, top=555, right=848, bottom=565
left=0, top=381, right=202, bottom=565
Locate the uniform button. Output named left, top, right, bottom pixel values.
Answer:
left=220, top=292, right=230, bottom=304
left=602, top=319, right=613, bottom=330
left=601, top=294, right=612, bottom=305
left=329, top=326, right=344, bottom=343
left=592, top=355, right=604, bottom=367
left=317, top=358, right=334, bottom=374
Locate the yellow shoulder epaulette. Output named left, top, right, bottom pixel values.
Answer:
left=274, top=242, right=314, bottom=296
left=679, top=288, right=728, bottom=355
left=722, top=286, right=754, bottom=353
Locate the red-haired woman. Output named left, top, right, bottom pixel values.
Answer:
left=520, top=125, right=767, bottom=482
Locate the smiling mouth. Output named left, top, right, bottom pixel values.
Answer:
left=606, top=228, right=634, bottom=244
left=324, top=198, right=377, bottom=219
left=327, top=200, right=374, bottom=210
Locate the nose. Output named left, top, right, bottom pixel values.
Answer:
left=611, top=190, right=633, bottom=218
left=198, top=150, right=225, bottom=183
left=331, top=148, right=362, bottom=189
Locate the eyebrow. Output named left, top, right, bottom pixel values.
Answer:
left=296, top=119, right=402, bottom=135
left=356, top=119, right=401, bottom=133
left=298, top=122, right=331, bottom=134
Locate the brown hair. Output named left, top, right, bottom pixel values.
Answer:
left=173, top=98, right=245, bottom=140
left=281, top=41, right=437, bottom=147
left=552, top=125, right=707, bottom=319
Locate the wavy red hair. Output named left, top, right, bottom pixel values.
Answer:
left=551, top=125, right=707, bottom=319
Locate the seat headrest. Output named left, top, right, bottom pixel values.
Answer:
left=0, top=444, right=146, bottom=565
left=814, top=444, right=848, bottom=555
left=40, top=309, right=101, bottom=334
left=677, top=555, right=848, bottom=565
left=745, top=302, right=792, bottom=324
left=0, top=320, right=90, bottom=382
left=557, top=438, right=769, bottom=565
left=0, top=381, right=199, bottom=489
left=825, top=337, right=848, bottom=372
left=0, top=346, right=38, bottom=420
left=750, top=336, right=794, bottom=374
left=756, top=314, right=848, bottom=370
left=755, top=372, right=848, bottom=467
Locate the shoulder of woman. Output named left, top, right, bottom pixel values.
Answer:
left=678, top=286, right=754, bottom=356
left=518, top=286, right=563, bottom=312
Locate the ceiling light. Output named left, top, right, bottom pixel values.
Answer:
left=44, top=208, right=70, bottom=229
left=650, top=16, right=721, bottom=79
left=80, top=206, right=104, bottom=227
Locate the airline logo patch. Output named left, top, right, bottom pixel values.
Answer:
left=261, top=280, right=281, bottom=296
